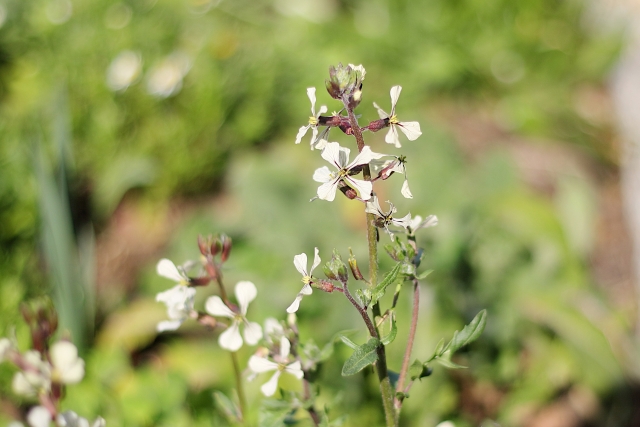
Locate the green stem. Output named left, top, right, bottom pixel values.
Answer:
left=344, top=97, right=397, bottom=427
left=230, top=351, right=247, bottom=422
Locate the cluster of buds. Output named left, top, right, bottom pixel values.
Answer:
left=0, top=301, right=104, bottom=427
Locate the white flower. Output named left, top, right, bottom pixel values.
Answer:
left=373, top=85, right=422, bottom=148
left=57, top=410, right=106, bottom=427
left=50, top=341, right=84, bottom=384
left=365, top=196, right=412, bottom=238
left=26, top=406, right=51, bottom=427
left=263, top=318, right=285, bottom=344
left=248, top=336, right=304, bottom=397
left=370, top=155, right=413, bottom=199
left=205, top=281, right=263, bottom=351
left=106, top=50, right=142, bottom=91
left=295, top=87, right=327, bottom=146
left=156, top=259, right=197, bottom=332
left=287, top=248, right=321, bottom=313
left=407, top=214, right=438, bottom=236
left=0, top=337, right=13, bottom=363
left=12, top=351, right=51, bottom=397
left=312, top=142, right=386, bottom=202
left=146, top=51, right=191, bottom=98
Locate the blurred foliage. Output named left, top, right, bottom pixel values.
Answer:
left=0, top=0, right=632, bottom=425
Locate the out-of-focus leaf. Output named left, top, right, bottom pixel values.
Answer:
left=213, top=391, right=242, bottom=425
left=443, top=309, right=487, bottom=355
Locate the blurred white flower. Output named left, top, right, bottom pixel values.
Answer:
left=205, top=281, right=263, bottom=351
left=312, top=142, right=386, bottom=202
left=263, top=318, right=285, bottom=344
left=11, top=351, right=51, bottom=397
left=57, top=410, right=106, bottom=427
left=106, top=51, right=141, bottom=91
left=46, top=0, right=72, bottom=25
left=373, top=85, right=422, bottom=148
left=146, top=51, right=192, bottom=98
left=26, top=406, right=51, bottom=427
left=0, top=337, right=13, bottom=362
left=287, top=247, right=320, bottom=313
left=50, top=341, right=84, bottom=384
left=295, top=87, right=327, bottom=147
left=156, top=258, right=197, bottom=332
left=248, top=336, right=304, bottom=396
left=365, top=195, right=412, bottom=238
left=407, top=214, right=438, bottom=236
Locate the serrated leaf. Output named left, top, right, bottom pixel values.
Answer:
left=341, top=338, right=380, bottom=376
left=447, top=310, right=487, bottom=354
left=371, top=263, right=403, bottom=304
left=213, top=391, right=242, bottom=424
left=415, top=269, right=434, bottom=280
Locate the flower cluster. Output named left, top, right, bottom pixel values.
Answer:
left=155, top=236, right=263, bottom=352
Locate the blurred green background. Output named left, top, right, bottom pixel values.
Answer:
left=1, top=0, right=638, bottom=425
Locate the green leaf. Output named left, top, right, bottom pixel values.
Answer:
left=342, top=338, right=380, bottom=376
left=379, top=311, right=397, bottom=346
left=213, top=391, right=242, bottom=424
left=371, top=262, right=403, bottom=304
left=408, top=359, right=424, bottom=381
left=339, top=335, right=358, bottom=350
left=445, top=310, right=487, bottom=354
left=415, top=269, right=434, bottom=280
left=434, top=358, right=468, bottom=369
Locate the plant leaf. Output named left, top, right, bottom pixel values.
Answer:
left=379, top=311, right=397, bottom=346
left=446, top=309, right=487, bottom=354
left=371, top=263, right=403, bottom=304
left=213, top=391, right=242, bottom=424
left=342, top=338, right=380, bottom=376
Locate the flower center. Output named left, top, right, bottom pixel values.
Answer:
left=302, top=275, right=311, bottom=285
left=309, top=116, right=318, bottom=126
left=389, top=114, right=399, bottom=125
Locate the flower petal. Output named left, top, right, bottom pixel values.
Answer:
left=365, top=196, right=383, bottom=215
left=317, top=180, right=339, bottom=201
left=401, top=179, right=413, bottom=199
left=310, top=247, right=321, bottom=274
left=248, top=355, right=278, bottom=373
left=280, top=336, right=291, bottom=359
left=235, top=281, right=257, bottom=315
left=389, top=85, right=402, bottom=114
left=385, top=126, right=401, bottom=148
left=317, top=105, right=328, bottom=116
left=219, top=321, right=243, bottom=351
left=392, top=213, right=413, bottom=229
left=27, top=406, right=51, bottom=427
left=398, top=121, right=422, bottom=141
left=286, top=294, right=304, bottom=313
left=156, top=259, right=184, bottom=282
left=348, top=146, right=386, bottom=169
left=344, top=177, right=373, bottom=201
left=261, top=371, right=282, bottom=397
left=300, top=283, right=313, bottom=296
left=320, top=142, right=349, bottom=168
left=373, top=101, right=389, bottom=120
left=285, top=360, right=305, bottom=379
left=243, top=321, right=263, bottom=346
left=312, top=166, right=333, bottom=184
left=157, top=320, right=183, bottom=332
left=204, top=296, right=234, bottom=318
left=293, top=253, right=308, bottom=276
left=295, top=125, right=310, bottom=144
left=306, top=87, right=317, bottom=113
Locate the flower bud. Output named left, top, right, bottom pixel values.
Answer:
left=324, top=250, right=348, bottom=283
left=348, top=249, right=364, bottom=281
left=197, top=235, right=208, bottom=256
left=323, top=264, right=338, bottom=281
left=220, top=234, right=232, bottom=262
left=315, top=279, right=336, bottom=293
left=325, top=63, right=366, bottom=109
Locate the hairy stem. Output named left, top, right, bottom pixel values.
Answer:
left=343, top=281, right=378, bottom=338
left=344, top=96, right=396, bottom=427
left=395, top=278, right=420, bottom=414
left=303, top=379, right=321, bottom=426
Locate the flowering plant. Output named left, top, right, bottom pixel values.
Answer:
left=148, top=64, right=487, bottom=426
